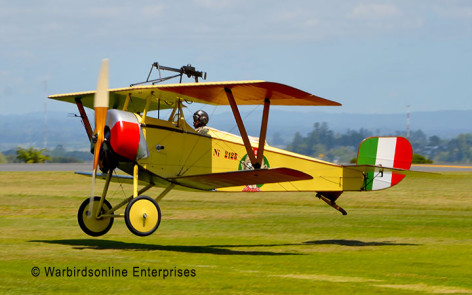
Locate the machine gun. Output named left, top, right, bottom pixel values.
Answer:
left=130, top=62, right=207, bottom=86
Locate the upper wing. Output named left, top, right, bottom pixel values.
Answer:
left=156, top=81, right=341, bottom=106
left=170, top=167, right=313, bottom=190
left=49, top=86, right=171, bottom=113
left=49, top=81, right=341, bottom=112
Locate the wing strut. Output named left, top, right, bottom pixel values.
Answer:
left=257, top=98, right=270, bottom=167
left=225, top=87, right=257, bottom=166
left=75, top=97, right=93, bottom=141
left=225, top=88, right=270, bottom=169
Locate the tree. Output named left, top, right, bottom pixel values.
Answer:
left=337, top=128, right=372, bottom=148
left=285, top=121, right=472, bottom=164
left=16, top=147, right=51, bottom=163
left=51, top=144, right=66, bottom=156
left=0, top=152, right=6, bottom=164
left=428, top=135, right=441, bottom=146
left=445, top=134, right=472, bottom=163
left=270, top=132, right=285, bottom=147
left=307, top=122, right=334, bottom=151
left=311, top=143, right=328, bottom=159
left=409, top=129, right=428, bottom=154
left=327, top=146, right=357, bottom=164
left=286, top=132, right=308, bottom=155
left=412, top=153, right=433, bottom=164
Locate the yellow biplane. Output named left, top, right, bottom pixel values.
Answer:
left=50, top=59, right=414, bottom=237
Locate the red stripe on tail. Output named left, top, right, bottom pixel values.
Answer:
left=391, top=137, right=413, bottom=186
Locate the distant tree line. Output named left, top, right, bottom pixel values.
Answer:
left=0, top=145, right=92, bottom=164
left=1, top=125, right=471, bottom=164
left=285, top=122, right=371, bottom=163
left=283, top=122, right=472, bottom=164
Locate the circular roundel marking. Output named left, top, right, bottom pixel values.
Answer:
left=124, top=196, right=161, bottom=237
left=77, top=197, right=114, bottom=237
left=238, top=154, right=270, bottom=189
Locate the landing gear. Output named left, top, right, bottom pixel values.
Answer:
left=76, top=166, right=173, bottom=237
left=77, top=197, right=114, bottom=237
left=124, top=195, right=161, bottom=236
left=316, top=193, right=347, bottom=215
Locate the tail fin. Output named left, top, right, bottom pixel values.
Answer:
left=357, top=136, right=413, bottom=191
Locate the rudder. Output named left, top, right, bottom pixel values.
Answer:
left=357, top=136, right=413, bottom=191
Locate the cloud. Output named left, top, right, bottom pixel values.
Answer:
left=193, top=0, right=233, bottom=9
left=350, top=3, right=401, bottom=20
left=434, top=4, right=472, bottom=20
left=1, top=0, right=470, bottom=51
left=304, top=18, right=320, bottom=28
left=0, top=0, right=471, bottom=116
left=141, top=4, right=165, bottom=16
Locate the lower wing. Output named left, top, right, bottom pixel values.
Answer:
left=170, top=168, right=313, bottom=190
left=76, top=168, right=313, bottom=191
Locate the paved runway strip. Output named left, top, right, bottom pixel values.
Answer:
left=0, top=163, right=92, bottom=172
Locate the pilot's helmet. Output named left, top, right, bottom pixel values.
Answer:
left=193, top=110, right=209, bottom=127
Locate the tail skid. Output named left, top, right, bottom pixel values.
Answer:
left=325, top=137, right=413, bottom=214
left=316, top=193, right=347, bottom=215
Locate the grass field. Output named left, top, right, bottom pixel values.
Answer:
left=1, top=171, right=471, bottom=294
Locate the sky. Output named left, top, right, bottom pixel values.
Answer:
left=1, top=0, right=471, bottom=116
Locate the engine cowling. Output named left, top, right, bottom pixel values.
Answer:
left=105, top=109, right=149, bottom=162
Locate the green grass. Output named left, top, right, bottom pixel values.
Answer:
left=1, top=171, right=471, bottom=294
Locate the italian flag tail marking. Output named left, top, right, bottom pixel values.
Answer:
left=357, top=137, right=413, bottom=191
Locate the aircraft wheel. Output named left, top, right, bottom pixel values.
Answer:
left=125, top=195, right=161, bottom=236
left=77, top=197, right=114, bottom=237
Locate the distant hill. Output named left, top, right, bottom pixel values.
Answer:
left=1, top=110, right=471, bottom=151
left=0, top=112, right=89, bottom=151
left=210, top=109, right=472, bottom=142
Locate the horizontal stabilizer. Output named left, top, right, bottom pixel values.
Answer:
left=344, top=164, right=413, bottom=175
left=170, top=168, right=313, bottom=190
left=344, top=164, right=437, bottom=175
left=343, top=164, right=435, bottom=192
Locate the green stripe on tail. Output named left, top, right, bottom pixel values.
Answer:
left=357, top=137, right=379, bottom=191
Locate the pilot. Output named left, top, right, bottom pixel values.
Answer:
left=193, top=110, right=209, bottom=135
